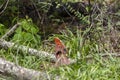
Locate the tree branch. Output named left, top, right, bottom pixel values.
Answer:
left=0, top=58, right=59, bottom=80
left=0, top=39, right=56, bottom=62
left=1, top=23, right=21, bottom=39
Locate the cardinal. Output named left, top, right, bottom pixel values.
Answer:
left=54, top=37, right=70, bottom=66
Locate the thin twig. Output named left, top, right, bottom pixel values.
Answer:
left=84, top=53, right=120, bottom=60
left=1, top=23, right=21, bottom=39
left=0, top=58, right=60, bottom=80
left=0, top=0, right=10, bottom=15
left=31, top=0, right=41, bottom=21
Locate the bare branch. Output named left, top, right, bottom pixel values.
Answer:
left=0, top=58, right=59, bottom=80
left=1, top=23, right=21, bottom=39
left=0, top=0, right=10, bottom=15
left=0, top=39, right=56, bottom=62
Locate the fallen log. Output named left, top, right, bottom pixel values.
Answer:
left=0, top=58, right=59, bottom=80
left=0, top=39, right=56, bottom=62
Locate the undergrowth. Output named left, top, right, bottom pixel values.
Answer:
left=1, top=22, right=120, bottom=79
left=0, top=0, right=120, bottom=80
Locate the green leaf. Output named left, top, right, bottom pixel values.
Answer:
left=20, top=19, right=38, bottom=34
left=0, top=24, right=6, bottom=36
left=13, top=33, right=23, bottom=41
left=30, top=25, right=39, bottom=34
left=22, top=32, right=33, bottom=41
left=21, top=20, right=30, bottom=31
left=15, top=26, right=22, bottom=33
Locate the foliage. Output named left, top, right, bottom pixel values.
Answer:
left=48, top=28, right=120, bottom=80
left=0, top=0, right=120, bottom=79
left=0, top=24, right=7, bottom=37
left=1, top=27, right=120, bottom=79
left=12, top=18, right=41, bottom=47
left=0, top=0, right=18, bottom=26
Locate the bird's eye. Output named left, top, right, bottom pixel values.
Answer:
left=63, top=48, right=67, bottom=52
left=56, top=51, right=62, bottom=55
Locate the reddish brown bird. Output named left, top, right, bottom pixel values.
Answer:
left=54, top=37, right=70, bottom=66
left=54, top=37, right=67, bottom=56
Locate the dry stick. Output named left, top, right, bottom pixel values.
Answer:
left=0, top=58, right=60, bottom=80
left=32, top=1, right=41, bottom=21
left=84, top=53, right=120, bottom=60
left=1, top=23, right=21, bottom=39
left=0, top=0, right=10, bottom=15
